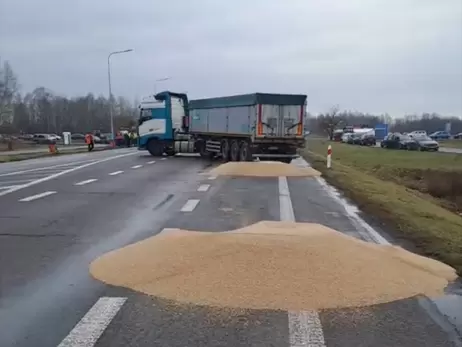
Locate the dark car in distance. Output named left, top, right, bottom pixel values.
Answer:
left=360, top=133, right=376, bottom=146
left=411, top=134, right=439, bottom=151
left=380, top=133, right=419, bottom=150
left=429, top=131, right=450, bottom=140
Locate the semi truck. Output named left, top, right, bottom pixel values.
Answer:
left=137, top=91, right=307, bottom=162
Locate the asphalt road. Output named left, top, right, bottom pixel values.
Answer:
left=0, top=150, right=461, bottom=347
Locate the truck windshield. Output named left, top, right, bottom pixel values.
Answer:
left=138, top=109, right=152, bottom=125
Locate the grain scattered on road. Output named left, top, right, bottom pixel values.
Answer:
left=208, top=162, right=321, bottom=177
left=90, top=221, right=457, bottom=311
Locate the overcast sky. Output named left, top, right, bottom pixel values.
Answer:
left=1, top=0, right=461, bottom=116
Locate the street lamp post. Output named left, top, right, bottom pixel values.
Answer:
left=107, top=49, right=133, bottom=145
left=154, top=77, right=171, bottom=93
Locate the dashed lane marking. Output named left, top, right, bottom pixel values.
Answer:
left=288, top=311, right=326, bottom=347
left=108, top=171, right=124, bottom=176
left=0, top=151, right=138, bottom=198
left=197, top=184, right=210, bottom=192
left=147, top=161, right=156, bottom=164
left=57, top=297, right=127, bottom=347
left=180, top=199, right=200, bottom=212
left=131, top=165, right=142, bottom=169
left=278, top=176, right=326, bottom=347
left=74, top=179, right=98, bottom=186
left=160, top=157, right=167, bottom=160
left=19, top=191, right=57, bottom=202
left=208, top=176, right=217, bottom=180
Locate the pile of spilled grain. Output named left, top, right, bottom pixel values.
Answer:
left=208, top=161, right=321, bottom=177
left=90, top=221, right=457, bottom=311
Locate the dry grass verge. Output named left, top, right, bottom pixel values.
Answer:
left=303, top=138, right=462, bottom=275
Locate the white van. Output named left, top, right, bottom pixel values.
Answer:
left=409, top=130, right=427, bottom=137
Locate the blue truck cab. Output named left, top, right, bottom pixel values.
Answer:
left=137, top=91, right=189, bottom=156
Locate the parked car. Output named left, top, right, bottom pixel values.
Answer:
left=360, top=133, right=376, bottom=146
left=49, top=133, right=62, bottom=141
left=429, top=131, right=450, bottom=140
left=18, top=134, right=34, bottom=141
left=454, top=133, right=462, bottom=139
left=346, top=133, right=362, bottom=145
left=71, top=133, right=85, bottom=140
left=341, top=133, right=352, bottom=143
left=33, top=134, right=56, bottom=144
left=409, top=130, right=427, bottom=137
left=380, top=133, right=419, bottom=150
left=412, top=134, right=439, bottom=151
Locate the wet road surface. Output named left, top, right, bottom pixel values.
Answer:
left=0, top=151, right=460, bottom=347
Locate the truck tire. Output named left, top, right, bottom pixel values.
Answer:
left=147, top=140, right=163, bottom=157
left=279, top=158, right=292, bottom=164
left=239, top=141, right=253, bottom=162
left=221, top=139, right=230, bottom=162
left=230, top=140, right=240, bottom=162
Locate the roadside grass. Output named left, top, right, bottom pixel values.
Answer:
left=303, top=138, right=462, bottom=275
left=440, top=140, right=462, bottom=149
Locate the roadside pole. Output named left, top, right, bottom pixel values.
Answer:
left=327, top=145, right=332, bottom=168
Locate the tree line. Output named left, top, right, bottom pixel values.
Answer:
left=307, top=107, right=462, bottom=140
left=2, top=58, right=461, bottom=138
left=0, top=59, right=138, bottom=135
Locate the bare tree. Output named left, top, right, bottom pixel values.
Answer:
left=318, top=105, right=343, bottom=140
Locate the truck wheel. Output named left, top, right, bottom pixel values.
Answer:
left=230, top=140, right=240, bottom=162
left=147, top=140, right=163, bottom=157
left=221, top=139, right=230, bottom=162
left=239, top=141, right=252, bottom=161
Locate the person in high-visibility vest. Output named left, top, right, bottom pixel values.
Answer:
left=85, top=133, right=94, bottom=152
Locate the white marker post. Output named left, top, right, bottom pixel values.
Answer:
left=327, top=145, right=332, bottom=169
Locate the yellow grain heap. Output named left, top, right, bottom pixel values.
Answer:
left=208, top=161, right=321, bottom=177
left=90, top=221, right=457, bottom=310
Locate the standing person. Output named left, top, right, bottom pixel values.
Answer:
left=124, top=131, right=130, bottom=147
left=85, top=133, right=94, bottom=152
left=129, top=131, right=136, bottom=147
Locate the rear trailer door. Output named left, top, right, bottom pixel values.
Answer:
left=258, top=104, right=304, bottom=137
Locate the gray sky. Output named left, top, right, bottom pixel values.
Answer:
left=1, top=0, right=461, bottom=116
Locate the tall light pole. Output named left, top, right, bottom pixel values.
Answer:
left=108, top=49, right=133, bottom=143
left=154, top=77, right=171, bottom=93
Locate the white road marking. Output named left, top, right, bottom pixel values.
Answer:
left=131, top=165, right=142, bottom=169
left=147, top=161, right=156, bottom=164
left=288, top=311, right=326, bottom=347
left=160, top=157, right=167, bottom=160
left=293, top=158, right=389, bottom=245
left=0, top=151, right=138, bottom=198
left=180, top=199, right=200, bottom=212
left=0, top=185, right=17, bottom=190
left=108, top=171, right=123, bottom=176
left=208, top=176, right=217, bottom=180
left=197, top=184, right=210, bottom=192
left=74, top=179, right=98, bottom=186
left=57, top=297, right=126, bottom=347
left=0, top=159, right=96, bottom=177
left=278, top=175, right=326, bottom=347
left=19, top=191, right=57, bottom=202
left=278, top=176, right=295, bottom=222
left=314, top=175, right=389, bottom=245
